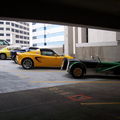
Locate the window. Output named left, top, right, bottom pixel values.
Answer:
left=15, top=29, right=19, bottom=33
left=15, top=24, right=19, bottom=28
left=20, top=31, right=23, bottom=34
left=20, top=36, right=23, bottom=39
left=20, top=26, right=23, bottom=29
left=27, top=32, right=29, bottom=35
left=24, top=36, right=27, bottom=39
left=44, top=35, right=46, bottom=38
left=0, top=28, right=4, bottom=30
left=44, top=26, right=46, bottom=30
left=32, top=29, right=36, bottom=32
left=12, top=29, right=14, bottom=32
left=6, top=28, right=10, bottom=31
left=24, top=31, right=26, bottom=34
left=20, top=41, right=23, bottom=43
left=6, top=39, right=10, bottom=42
left=0, top=33, right=4, bottom=36
left=16, top=40, right=19, bottom=43
left=6, top=34, right=10, bottom=36
left=40, top=49, right=57, bottom=56
left=11, top=23, right=14, bottom=26
left=32, top=23, right=36, bottom=25
left=6, top=22, right=10, bottom=25
left=24, top=41, right=27, bottom=44
left=33, top=43, right=37, bottom=46
left=0, top=22, right=4, bottom=24
left=33, top=36, right=37, bottom=39
left=16, top=35, right=19, bottom=38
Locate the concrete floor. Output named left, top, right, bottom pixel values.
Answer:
left=0, top=60, right=120, bottom=120
left=0, top=60, right=115, bottom=93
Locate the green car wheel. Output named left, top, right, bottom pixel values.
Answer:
left=70, top=66, right=84, bottom=78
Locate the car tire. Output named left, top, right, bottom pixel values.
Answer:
left=22, top=58, right=34, bottom=69
left=70, top=66, right=84, bottom=78
left=0, top=53, right=7, bottom=60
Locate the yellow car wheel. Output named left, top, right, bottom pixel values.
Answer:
left=0, top=53, right=7, bottom=60
left=22, top=58, right=34, bottom=69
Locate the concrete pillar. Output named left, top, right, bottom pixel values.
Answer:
left=64, top=26, right=80, bottom=56
left=78, top=27, right=87, bottom=43
left=116, top=32, right=120, bottom=45
left=81, top=28, right=88, bottom=43
left=73, top=27, right=78, bottom=56
left=64, top=26, right=86, bottom=56
left=64, top=26, right=74, bottom=56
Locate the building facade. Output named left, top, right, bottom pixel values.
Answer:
left=0, top=20, right=30, bottom=47
left=30, top=23, right=64, bottom=48
left=64, top=27, right=120, bottom=62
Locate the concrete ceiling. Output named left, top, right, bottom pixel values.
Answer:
left=0, top=0, right=120, bottom=30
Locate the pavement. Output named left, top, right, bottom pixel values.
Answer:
left=0, top=60, right=120, bottom=120
left=0, top=82, right=120, bottom=120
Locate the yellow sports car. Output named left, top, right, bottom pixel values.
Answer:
left=0, top=46, right=21, bottom=60
left=16, top=48, right=74, bottom=69
left=0, top=47, right=11, bottom=60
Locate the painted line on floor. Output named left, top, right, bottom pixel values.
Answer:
left=80, top=102, right=120, bottom=105
left=1, top=70, right=64, bottom=72
left=31, top=80, right=120, bottom=83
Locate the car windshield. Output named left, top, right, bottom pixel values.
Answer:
left=0, top=40, right=9, bottom=45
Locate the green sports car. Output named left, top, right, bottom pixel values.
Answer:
left=61, top=57, right=120, bottom=78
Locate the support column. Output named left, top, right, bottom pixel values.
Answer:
left=73, top=27, right=78, bottom=56
left=64, top=26, right=74, bottom=56
left=81, top=28, right=88, bottom=43
left=78, top=27, right=87, bottom=43
left=116, top=32, right=120, bottom=45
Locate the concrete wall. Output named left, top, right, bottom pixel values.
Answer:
left=88, top=29, right=116, bottom=43
left=76, top=44, right=120, bottom=62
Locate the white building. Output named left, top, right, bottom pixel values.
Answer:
left=0, top=20, right=30, bottom=47
left=30, top=23, right=64, bottom=48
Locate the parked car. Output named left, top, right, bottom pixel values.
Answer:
left=16, top=48, right=74, bottom=69
left=61, top=57, right=120, bottom=78
left=0, top=40, right=10, bottom=50
left=11, top=47, right=39, bottom=63
left=0, top=46, right=21, bottom=60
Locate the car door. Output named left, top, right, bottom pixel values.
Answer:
left=37, top=49, right=64, bottom=67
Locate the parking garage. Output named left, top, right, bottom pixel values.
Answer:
left=0, top=0, right=120, bottom=119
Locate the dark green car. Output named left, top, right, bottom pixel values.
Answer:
left=62, top=58, right=120, bottom=78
